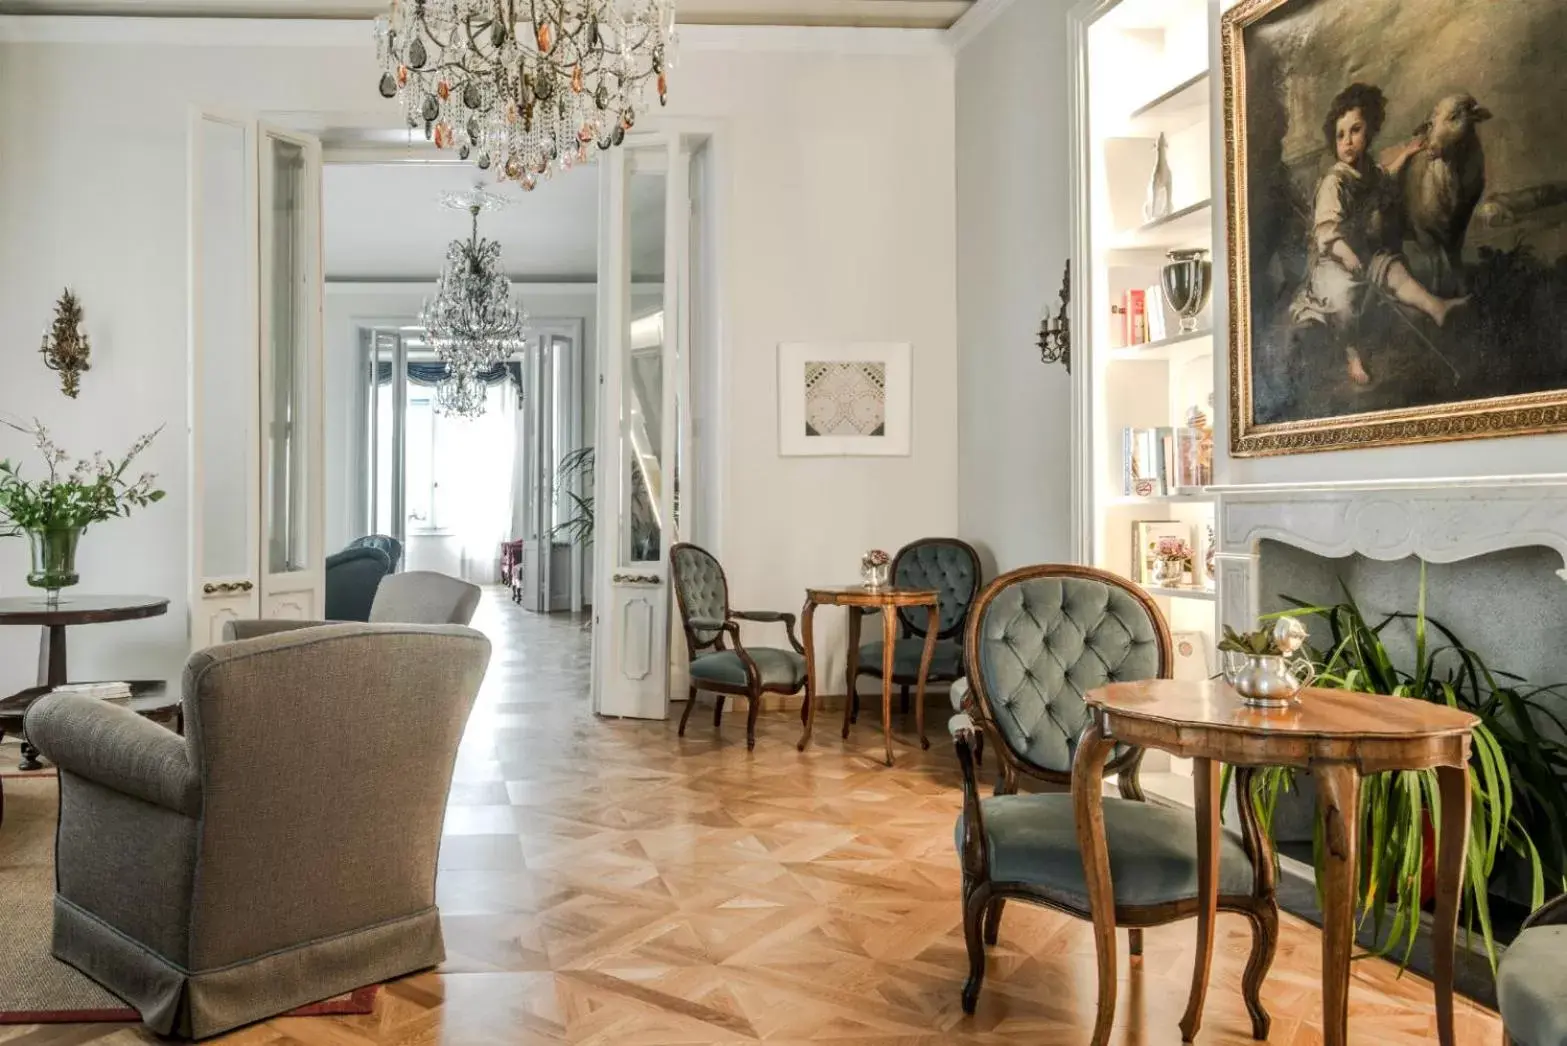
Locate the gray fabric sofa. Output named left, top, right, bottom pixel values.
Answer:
left=23, top=622, right=492, bottom=1038
left=222, top=571, right=482, bottom=642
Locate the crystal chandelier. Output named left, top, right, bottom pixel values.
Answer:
left=375, top=0, right=677, bottom=190
left=434, top=361, right=491, bottom=419
left=420, top=184, right=527, bottom=374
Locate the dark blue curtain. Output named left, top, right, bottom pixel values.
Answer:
left=374, top=360, right=523, bottom=389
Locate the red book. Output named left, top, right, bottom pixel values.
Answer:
left=1127, top=290, right=1147, bottom=345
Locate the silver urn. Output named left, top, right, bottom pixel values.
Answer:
left=1222, top=653, right=1316, bottom=707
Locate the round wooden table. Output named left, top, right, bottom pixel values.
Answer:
left=799, top=585, right=940, bottom=767
left=0, top=595, right=169, bottom=769
left=1074, top=678, right=1478, bottom=1046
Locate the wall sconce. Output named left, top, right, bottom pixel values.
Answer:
left=1037, top=260, right=1070, bottom=373
left=40, top=288, right=92, bottom=399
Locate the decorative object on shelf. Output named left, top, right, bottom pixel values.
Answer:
left=1160, top=248, right=1212, bottom=335
left=778, top=343, right=911, bottom=457
left=1169, top=629, right=1213, bottom=682
left=39, top=289, right=91, bottom=399
left=1131, top=520, right=1188, bottom=586
left=860, top=548, right=891, bottom=590
left=1036, top=260, right=1070, bottom=371
left=0, top=420, right=165, bottom=604
left=1201, top=522, right=1216, bottom=585
left=1231, top=570, right=1558, bottom=969
left=1149, top=536, right=1192, bottom=585
left=1177, top=405, right=1215, bottom=489
left=374, top=0, right=675, bottom=189
left=1218, top=620, right=1314, bottom=706
left=1143, top=131, right=1173, bottom=221
left=1122, top=426, right=1184, bottom=496
left=1224, top=0, right=1567, bottom=456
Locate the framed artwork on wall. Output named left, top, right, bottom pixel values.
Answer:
left=778, top=342, right=912, bottom=457
left=1222, top=0, right=1567, bottom=456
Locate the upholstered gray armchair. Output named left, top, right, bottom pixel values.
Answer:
left=670, top=542, right=811, bottom=750
left=952, top=564, right=1277, bottom=1039
left=324, top=546, right=392, bottom=621
left=851, top=537, right=981, bottom=719
left=22, top=623, right=491, bottom=1038
left=223, top=571, right=482, bottom=642
left=1499, top=892, right=1567, bottom=1046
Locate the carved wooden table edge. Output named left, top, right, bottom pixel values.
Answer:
left=1076, top=679, right=1479, bottom=1046
left=798, top=586, right=940, bottom=766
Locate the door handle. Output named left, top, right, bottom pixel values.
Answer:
left=203, top=581, right=256, bottom=595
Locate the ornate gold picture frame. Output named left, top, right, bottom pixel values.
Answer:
left=1223, top=0, right=1567, bottom=456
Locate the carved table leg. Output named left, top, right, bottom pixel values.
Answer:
left=1434, top=762, right=1471, bottom=1046
left=914, top=604, right=938, bottom=751
left=842, top=607, right=861, bottom=739
left=39, top=624, right=68, bottom=687
left=1314, top=762, right=1362, bottom=1046
left=879, top=607, right=896, bottom=767
left=1180, top=756, right=1220, bottom=1042
left=797, top=599, right=819, bottom=752
left=1233, top=768, right=1277, bottom=1041
left=1072, top=718, right=1119, bottom=1046
left=18, top=738, right=43, bottom=773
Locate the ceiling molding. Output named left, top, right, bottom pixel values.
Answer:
left=944, top=0, right=1020, bottom=51
left=0, top=15, right=949, bottom=52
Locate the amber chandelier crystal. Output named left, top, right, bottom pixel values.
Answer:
left=375, top=0, right=676, bottom=190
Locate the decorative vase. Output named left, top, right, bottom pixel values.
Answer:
left=862, top=560, right=890, bottom=590
left=1150, top=557, right=1185, bottom=586
left=1160, top=248, right=1213, bottom=333
left=1144, top=132, right=1173, bottom=222
left=26, top=525, right=82, bottom=603
left=1222, top=651, right=1315, bottom=707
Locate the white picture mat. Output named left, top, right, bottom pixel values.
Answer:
left=778, top=342, right=912, bottom=457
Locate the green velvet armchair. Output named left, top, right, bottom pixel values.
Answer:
left=850, top=537, right=981, bottom=719
left=1499, top=892, right=1567, bottom=1046
left=670, top=543, right=813, bottom=751
left=952, top=564, right=1278, bottom=1041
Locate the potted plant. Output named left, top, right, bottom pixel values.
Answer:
left=1226, top=568, right=1566, bottom=969
left=1151, top=536, right=1193, bottom=586
left=0, top=419, right=164, bottom=602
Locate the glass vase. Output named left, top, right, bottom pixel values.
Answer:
left=861, top=561, right=890, bottom=590
left=26, top=526, right=82, bottom=604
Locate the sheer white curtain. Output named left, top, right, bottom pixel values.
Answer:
left=439, top=382, right=519, bottom=584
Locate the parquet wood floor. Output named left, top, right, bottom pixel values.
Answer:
left=0, top=590, right=1504, bottom=1044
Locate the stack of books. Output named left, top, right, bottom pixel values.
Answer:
left=54, top=681, right=133, bottom=702
left=1122, top=426, right=1205, bottom=497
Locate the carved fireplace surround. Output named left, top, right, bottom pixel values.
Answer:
left=1213, top=476, right=1567, bottom=635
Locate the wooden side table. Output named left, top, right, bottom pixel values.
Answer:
left=1074, top=678, right=1478, bottom=1046
left=0, top=595, right=169, bottom=769
left=798, top=585, right=939, bottom=766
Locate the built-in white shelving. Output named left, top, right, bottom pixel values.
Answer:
left=1111, top=199, right=1213, bottom=251
left=1124, top=71, right=1210, bottom=137
left=1142, top=585, right=1217, bottom=602
left=1109, top=327, right=1214, bottom=362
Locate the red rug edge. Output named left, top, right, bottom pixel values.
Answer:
left=0, top=985, right=379, bottom=1025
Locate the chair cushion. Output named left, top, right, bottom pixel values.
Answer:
left=1499, top=925, right=1567, bottom=1046
left=955, top=794, right=1255, bottom=907
left=690, top=648, right=807, bottom=690
left=858, top=638, right=963, bottom=681
left=894, top=541, right=979, bottom=636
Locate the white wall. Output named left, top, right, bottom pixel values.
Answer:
left=0, top=29, right=957, bottom=698
left=954, top=0, right=1076, bottom=575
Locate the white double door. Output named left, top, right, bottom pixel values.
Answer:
left=188, top=110, right=325, bottom=648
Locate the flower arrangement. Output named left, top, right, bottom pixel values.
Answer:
left=0, top=418, right=165, bottom=597
left=0, top=419, right=165, bottom=534
left=861, top=548, right=891, bottom=589
left=1154, top=536, right=1192, bottom=567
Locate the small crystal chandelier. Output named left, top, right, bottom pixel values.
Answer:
left=375, top=0, right=676, bottom=190
left=420, top=184, right=527, bottom=376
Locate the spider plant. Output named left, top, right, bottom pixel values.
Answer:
left=1224, top=566, right=1567, bottom=970
left=551, top=446, right=596, bottom=548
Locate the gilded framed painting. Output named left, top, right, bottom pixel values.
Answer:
left=1222, top=0, right=1567, bottom=456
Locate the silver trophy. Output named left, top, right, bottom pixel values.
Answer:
left=1160, top=248, right=1213, bottom=334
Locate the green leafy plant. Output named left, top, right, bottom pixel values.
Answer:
left=1219, top=623, right=1289, bottom=656
left=1225, top=566, right=1566, bottom=970
left=551, top=446, right=596, bottom=548
left=0, top=418, right=165, bottom=535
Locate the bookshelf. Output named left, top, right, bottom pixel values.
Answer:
left=1071, top=0, right=1218, bottom=801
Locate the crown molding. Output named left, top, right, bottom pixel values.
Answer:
left=0, top=15, right=949, bottom=53
left=945, top=0, right=1020, bottom=51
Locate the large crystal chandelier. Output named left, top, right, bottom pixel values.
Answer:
left=375, top=0, right=677, bottom=190
left=420, top=185, right=527, bottom=373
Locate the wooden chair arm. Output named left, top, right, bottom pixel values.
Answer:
left=732, top=610, right=804, bottom=654
left=950, top=713, right=990, bottom=883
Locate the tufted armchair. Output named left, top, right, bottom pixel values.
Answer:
left=952, top=564, right=1277, bottom=1034
left=670, top=543, right=812, bottom=750
left=1499, top=891, right=1567, bottom=1046
left=346, top=533, right=404, bottom=572
left=851, top=538, right=981, bottom=720
left=324, top=546, right=392, bottom=622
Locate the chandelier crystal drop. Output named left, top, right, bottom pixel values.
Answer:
left=419, top=185, right=528, bottom=374
left=375, top=0, right=677, bottom=190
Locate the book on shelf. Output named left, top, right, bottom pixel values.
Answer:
left=1121, top=426, right=1183, bottom=497
left=1124, top=289, right=1148, bottom=345
left=1146, top=283, right=1167, bottom=342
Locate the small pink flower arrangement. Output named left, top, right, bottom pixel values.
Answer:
left=1154, top=536, right=1192, bottom=564
left=861, top=548, right=892, bottom=589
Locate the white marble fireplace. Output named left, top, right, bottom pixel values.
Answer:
left=1213, top=476, right=1567, bottom=638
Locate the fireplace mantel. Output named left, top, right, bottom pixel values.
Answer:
left=1212, top=475, right=1567, bottom=631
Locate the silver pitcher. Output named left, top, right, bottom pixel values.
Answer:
left=1222, top=652, right=1315, bottom=707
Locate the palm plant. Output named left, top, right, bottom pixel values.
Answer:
left=551, top=446, right=596, bottom=548
left=1225, top=567, right=1567, bottom=969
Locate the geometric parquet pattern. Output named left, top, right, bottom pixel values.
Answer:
left=0, top=590, right=1503, bottom=1044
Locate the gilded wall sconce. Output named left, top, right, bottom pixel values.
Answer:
left=40, top=288, right=91, bottom=399
left=1037, top=260, right=1070, bottom=373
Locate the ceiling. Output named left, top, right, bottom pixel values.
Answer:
left=324, top=161, right=665, bottom=282
left=0, top=0, right=974, bottom=28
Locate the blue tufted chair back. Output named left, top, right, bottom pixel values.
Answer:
left=670, top=543, right=729, bottom=649
left=347, top=534, right=403, bottom=571
left=965, top=565, right=1171, bottom=779
left=892, top=538, right=982, bottom=639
